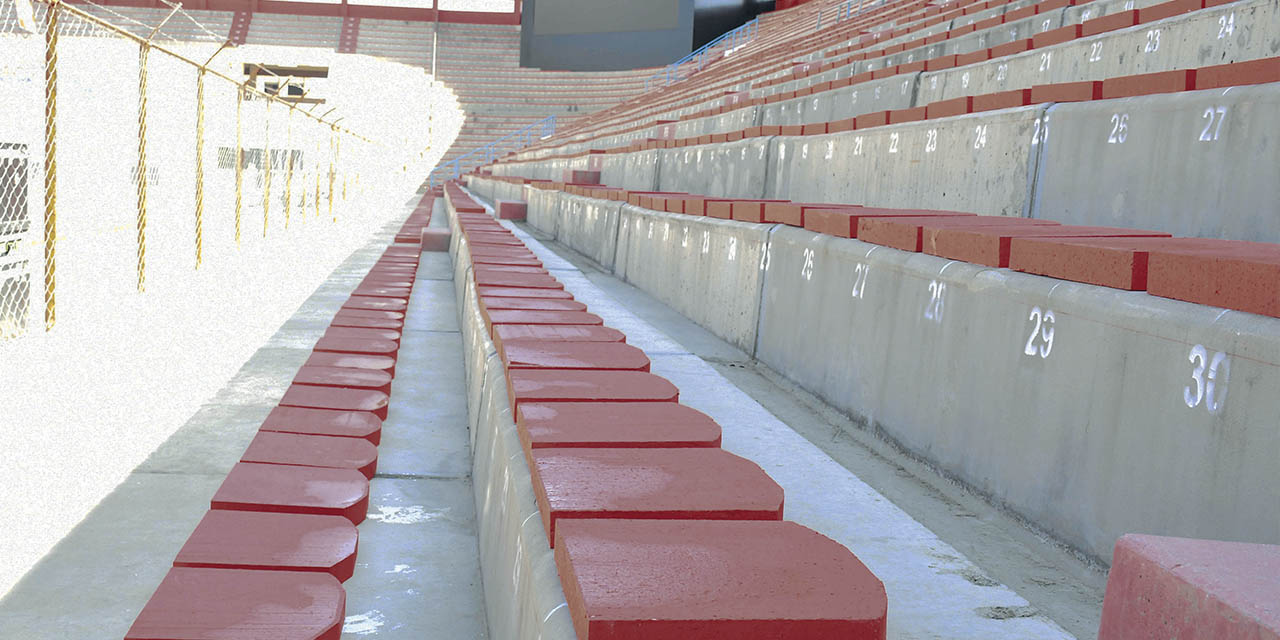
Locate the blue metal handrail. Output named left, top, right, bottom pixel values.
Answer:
left=429, top=114, right=556, bottom=187
left=817, top=0, right=876, bottom=31
left=644, top=17, right=760, bottom=92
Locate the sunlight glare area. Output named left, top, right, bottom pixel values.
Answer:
left=0, top=0, right=464, bottom=598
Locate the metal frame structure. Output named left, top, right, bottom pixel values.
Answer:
left=645, top=16, right=759, bottom=91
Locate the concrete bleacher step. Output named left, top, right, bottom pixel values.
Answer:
left=442, top=182, right=894, bottom=638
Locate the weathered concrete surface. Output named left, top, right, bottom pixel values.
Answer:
left=755, top=225, right=1280, bottom=563
left=1032, top=84, right=1280, bottom=242
left=444, top=200, right=576, bottom=640
left=614, top=204, right=769, bottom=353
left=768, top=105, right=1046, bottom=217
left=483, top=211, right=1082, bottom=640
left=657, top=137, right=773, bottom=198
left=554, top=193, right=622, bottom=271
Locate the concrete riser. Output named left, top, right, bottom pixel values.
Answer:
left=446, top=198, right=576, bottom=640
left=470, top=177, right=1280, bottom=566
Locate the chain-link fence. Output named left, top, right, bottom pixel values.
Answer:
left=0, top=0, right=399, bottom=340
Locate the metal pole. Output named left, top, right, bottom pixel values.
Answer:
left=42, top=0, right=58, bottom=330
left=135, top=41, right=149, bottom=292
left=234, top=83, right=243, bottom=244
left=262, top=98, right=271, bottom=237
left=194, top=69, right=205, bottom=268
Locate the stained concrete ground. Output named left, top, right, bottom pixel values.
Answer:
left=518, top=221, right=1109, bottom=640
left=0, top=204, right=489, bottom=639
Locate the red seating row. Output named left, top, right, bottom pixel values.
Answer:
left=491, top=55, right=1279, bottom=163
left=483, top=175, right=1280, bottom=319
left=124, top=210, right=432, bottom=639
left=443, top=182, right=889, bottom=639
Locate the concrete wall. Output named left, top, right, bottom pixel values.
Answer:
left=445, top=196, right=577, bottom=640
left=464, top=175, right=1280, bottom=564
left=520, top=0, right=695, bottom=71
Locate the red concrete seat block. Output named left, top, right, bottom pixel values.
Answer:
left=422, top=228, right=451, bottom=252
left=925, top=224, right=1169, bottom=267
left=1147, top=241, right=1280, bottom=317
left=324, top=327, right=401, bottom=344
left=342, top=296, right=408, bottom=313
left=1102, top=69, right=1196, bottom=99
left=765, top=202, right=859, bottom=227
left=1007, top=236, right=1221, bottom=289
left=860, top=215, right=1053, bottom=252
left=360, top=274, right=413, bottom=288
left=554, top=520, right=887, bottom=640
left=478, top=285, right=574, bottom=300
left=487, top=309, right=604, bottom=327
left=808, top=208, right=973, bottom=239
left=508, top=370, right=677, bottom=410
left=516, top=401, right=721, bottom=450
left=260, top=406, right=381, bottom=444
left=212, top=462, right=369, bottom=524
left=502, top=341, right=651, bottom=371
left=1098, top=534, right=1280, bottom=640
left=1138, top=0, right=1204, bottom=22
left=314, top=335, right=398, bottom=358
left=682, top=197, right=734, bottom=216
left=926, top=95, right=973, bottom=119
left=1196, top=57, right=1280, bottom=90
left=973, top=88, right=1032, bottom=112
left=280, top=384, right=389, bottom=420
left=482, top=296, right=586, bottom=313
left=1030, top=81, right=1103, bottom=103
left=294, top=365, right=393, bottom=395
left=705, top=201, right=735, bottom=219
left=330, top=312, right=403, bottom=330
left=474, top=264, right=546, bottom=275
left=472, top=255, right=542, bottom=267
left=473, top=271, right=565, bottom=290
left=304, top=351, right=396, bottom=377
left=124, top=567, right=344, bottom=640
left=530, top=448, right=783, bottom=545
left=494, top=325, right=626, bottom=345
left=174, top=511, right=359, bottom=581
left=729, top=199, right=790, bottom=223
left=242, top=431, right=379, bottom=479
left=496, top=200, right=527, bottom=220
left=350, top=285, right=410, bottom=299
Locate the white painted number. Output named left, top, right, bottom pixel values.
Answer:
left=853, top=136, right=865, bottom=155
left=801, top=247, right=816, bottom=280
left=851, top=263, right=869, bottom=299
left=1023, top=307, right=1056, bottom=358
left=1217, top=12, right=1235, bottom=38
left=889, top=132, right=901, bottom=153
left=925, top=129, right=938, bottom=153
left=997, top=63, right=1008, bottom=81
left=1144, top=29, right=1161, bottom=53
left=962, top=71, right=971, bottom=88
left=924, top=281, right=946, bottom=322
left=1108, top=113, right=1129, bottom=144
left=1039, top=51, right=1052, bottom=72
left=1199, top=106, right=1228, bottom=142
left=701, top=230, right=710, bottom=255
left=1032, top=116, right=1049, bottom=145
left=728, top=236, right=738, bottom=262
left=759, top=244, right=772, bottom=271
left=682, top=226, right=689, bottom=248
left=1089, top=41, right=1103, bottom=63
left=1183, top=345, right=1231, bottom=414
left=973, top=124, right=989, bottom=149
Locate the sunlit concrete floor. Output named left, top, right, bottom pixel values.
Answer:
left=0, top=204, right=489, bottom=640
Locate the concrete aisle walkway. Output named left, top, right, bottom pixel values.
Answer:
left=0, top=204, right=489, bottom=639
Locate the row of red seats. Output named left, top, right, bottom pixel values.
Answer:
left=528, top=0, right=1000, bottom=148
left=480, top=173, right=1280, bottom=319
left=124, top=200, right=434, bottom=639
left=443, top=182, right=891, bottom=639
left=497, top=54, right=1278, bottom=161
